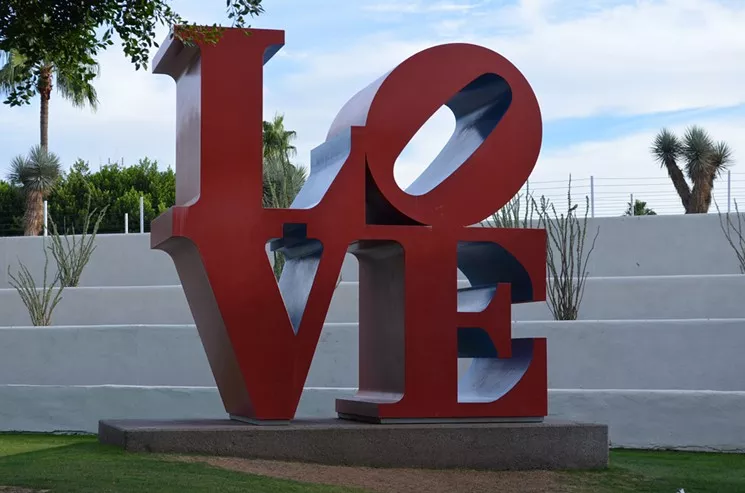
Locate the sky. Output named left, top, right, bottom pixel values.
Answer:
left=2, top=0, right=745, bottom=216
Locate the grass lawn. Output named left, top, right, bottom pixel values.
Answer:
left=0, top=434, right=742, bottom=492
left=568, top=449, right=745, bottom=492
left=0, top=434, right=360, bottom=493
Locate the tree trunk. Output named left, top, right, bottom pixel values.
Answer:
left=38, top=65, right=53, bottom=151
left=704, top=175, right=717, bottom=211
left=689, top=178, right=712, bottom=214
left=662, top=157, right=691, bottom=213
left=23, top=190, right=44, bottom=236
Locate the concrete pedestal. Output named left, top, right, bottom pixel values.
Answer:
left=99, top=418, right=608, bottom=470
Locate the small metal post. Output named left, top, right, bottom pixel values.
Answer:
left=43, top=201, right=48, bottom=237
left=125, top=213, right=129, bottom=234
left=630, top=193, right=634, bottom=216
left=728, top=170, right=732, bottom=214
left=590, top=176, right=595, bottom=218
left=139, top=195, right=145, bottom=233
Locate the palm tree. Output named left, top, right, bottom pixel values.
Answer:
left=263, top=153, right=307, bottom=209
left=261, top=114, right=306, bottom=208
left=263, top=114, right=297, bottom=162
left=0, top=50, right=98, bottom=150
left=261, top=114, right=307, bottom=279
left=651, top=126, right=733, bottom=214
left=624, top=199, right=657, bottom=216
left=8, top=146, right=62, bottom=236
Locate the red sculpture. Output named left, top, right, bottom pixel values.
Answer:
left=152, top=27, right=547, bottom=423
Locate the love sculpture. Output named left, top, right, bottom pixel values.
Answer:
left=151, top=28, right=547, bottom=424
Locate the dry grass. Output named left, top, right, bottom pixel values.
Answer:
left=172, top=456, right=571, bottom=493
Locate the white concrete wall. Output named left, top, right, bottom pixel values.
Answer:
left=0, top=234, right=178, bottom=288
left=513, top=274, right=745, bottom=321
left=0, top=212, right=742, bottom=287
left=3, top=274, right=745, bottom=326
left=1, top=322, right=744, bottom=392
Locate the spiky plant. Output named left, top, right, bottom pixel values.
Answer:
left=481, top=191, right=538, bottom=229
left=481, top=180, right=598, bottom=320
left=48, top=190, right=108, bottom=287
left=8, top=241, right=64, bottom=326
left=537, top=178, right=599, bottom=321
left=8, top=145, right=62, bottom=236
left=651, top=126, right=733, bottom=213
left=716, top=199, right=745, bottom=274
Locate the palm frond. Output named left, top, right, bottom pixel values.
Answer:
left=0, top=50, right=26, bottom=92
left=710, top=141, right=733, bottom=177
left=7, top=154, right=29, bottom=186
left=651, top=128, right=681, bottom=170
left=262, top=154, right=306, bottom=209
left=682, top=125, right=715, bottom=180
left=263, top=113, right=297, bottom=159
left=9, top=145, right=62, bottom=194
left=56, top=64, right=99, bottom=110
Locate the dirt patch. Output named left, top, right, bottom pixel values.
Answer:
left=172, top=455, right=573, bottom=493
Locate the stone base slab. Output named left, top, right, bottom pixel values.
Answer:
left=98, top=418, right=608, bottom=470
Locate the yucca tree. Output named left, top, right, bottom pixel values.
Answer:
left=0, top=50, right=98, bottom=150
left=8, top=146, right=62, bottom=236
left=652, top=126, right=733, bottom=214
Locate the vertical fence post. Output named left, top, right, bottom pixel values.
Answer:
left=124, top=213, right=129, bottom=234
left=43, top=200, right=48, bottom=237
left=630, top=193, right=634, bottom=216
left=728, top=170, right=732, bottom=214
left=590, top=176, right=595, bottom=218
left=139, top=195, right=145, bottom=234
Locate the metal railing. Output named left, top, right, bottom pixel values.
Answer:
left=520, top=171, right=743, bottom=217
left=40, top=196, right=146, bottom=236
left=15, top=174, right=743, bottom=237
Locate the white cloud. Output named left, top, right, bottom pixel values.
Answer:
left=284, top=0, right=745, bottom=123
left=498, top=0, right=745, bottom=120
left=363, top=1, right=482, bottom=14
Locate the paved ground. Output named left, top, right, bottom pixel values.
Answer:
left=174, top=456, right=572, bottom=493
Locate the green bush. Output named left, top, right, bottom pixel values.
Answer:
left=0, top=181, right=26, bottom=236
left=0, top=157, right=175, bottom=237
left=47, top=158, right=175, bottom=234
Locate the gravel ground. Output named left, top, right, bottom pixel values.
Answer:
left=174, top=456, right=572, bottom=493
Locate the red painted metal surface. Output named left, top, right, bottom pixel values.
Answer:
left=151, top=27, right=547, bottom=423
